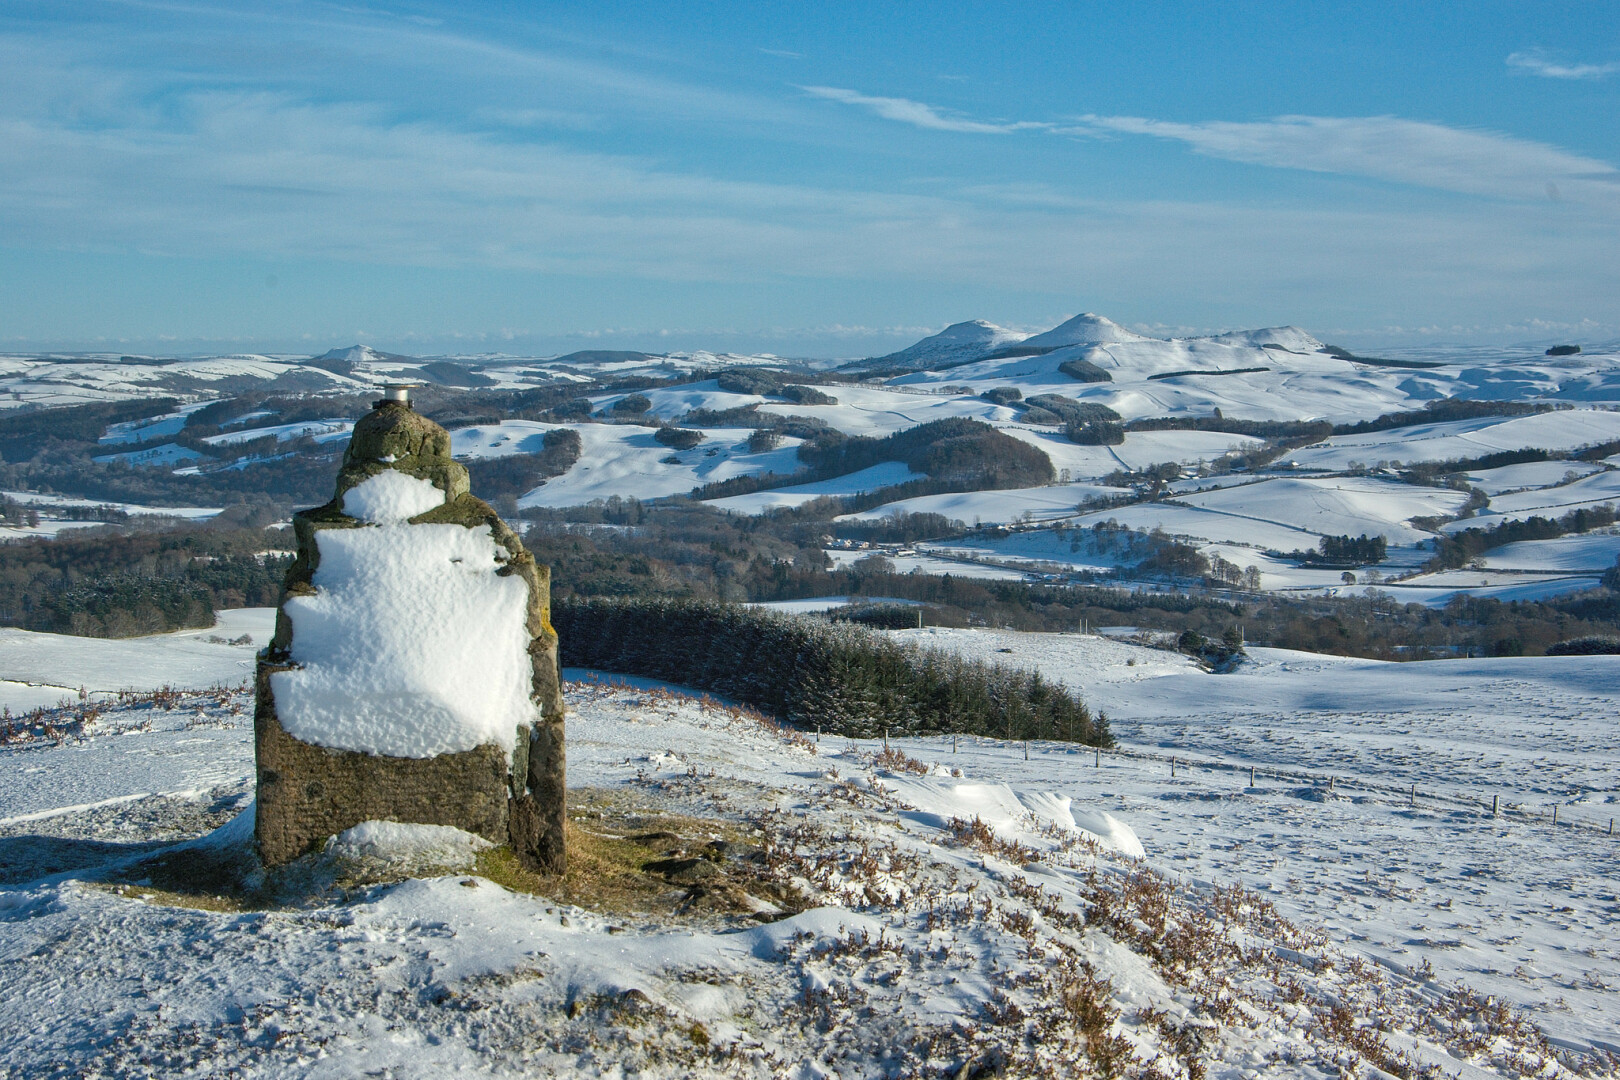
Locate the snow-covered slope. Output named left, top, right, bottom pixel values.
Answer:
left=451, top=420, right=806, bottom=506
left=0, top=624, right=1611, bottom=1073
left=1289, top=410, right=1620, bottom=471
left=1019, top=312, right=1148, bottom=350
left=859, top=319, right=1029, bottom=371
left=0, top=608, right=273, bottom=713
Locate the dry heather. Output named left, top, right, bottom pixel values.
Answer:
left=738, top=766, right=1598, bottom=1079
left=1, top=683, right=245, bottom=746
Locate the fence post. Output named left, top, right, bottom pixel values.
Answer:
left=952, top=733, right=957, bottom=754
left=1249, top=765, right=1256, bottom=787
left=1492, top=794, right=1498, bottom=817
left=1095, top=748, right=1099, bottom=769
left=1409, top=784, right=1415, bottom=806
left=1171, top=758, right=1176, bottom=778
left=1553, top=805, right=1559, bottom=826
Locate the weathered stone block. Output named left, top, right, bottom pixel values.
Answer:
left=254, top=661, right=510, bottom=867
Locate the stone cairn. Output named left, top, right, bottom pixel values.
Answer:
left=255, top=388, right=566, bottom=871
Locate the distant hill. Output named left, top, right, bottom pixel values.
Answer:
left=549, top=350, right=659, bottom=367
left=854, top=320, right=1028, bottom=373
left=1018, top=313, right=1147, bottom=351
left=311, top=344, right=419, bottom=365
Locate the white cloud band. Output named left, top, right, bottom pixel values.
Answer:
left=1072, top=113, right=1620, bottom=206
left=1507, top=51, right=1620, bottom=80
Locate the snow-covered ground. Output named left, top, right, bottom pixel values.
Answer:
left=0, top=620, right=1614, bottom=1075
left=1482, top=533, right=1620, bottom=572
left=203, top=419, right=354, bottom=446
left=1172, top=476, right=1470, bottom=547
left=1466, top=461, right=1603, bottom=497
left=0, top=608, right=273, bottom=714
left=838, top=481, right=1122, bottom=527
left=0, top=490, right=221, bottom=523
left=1359, top=572, right=1604, bottom=606
left=823, top=548, right=1035, bottom=580
left=706, top=462, right=924, bottom=514
left=1459, top=470, right=1620, bottom=528
left=451, top=421, right=804, bottom=507
left=889, top=628, right=1620, bottom=1058
left=1287, top=411, right=1620, bottom=473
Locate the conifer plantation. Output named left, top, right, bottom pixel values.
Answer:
left=553, top=597, right=1109, bottom=745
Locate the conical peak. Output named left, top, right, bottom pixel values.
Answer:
left=1022, top=312, right=1146, bottom=349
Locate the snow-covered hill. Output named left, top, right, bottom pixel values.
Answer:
left=0, top=621, right=1611, bottom=1075
left=1019, top=312, right=1149, bottom=350
left=857, top=319, right=1030, bottom=371
left=10, top=315, right=1620, bottom=604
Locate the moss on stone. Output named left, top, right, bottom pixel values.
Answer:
left=335, top=400, right=469, bottom=502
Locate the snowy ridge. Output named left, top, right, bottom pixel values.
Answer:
left=860, top=319, right=1030, bottom=370
left=0, top=632, right=1611, bottom=1074
left=1019, top=311, right=1150, bottom=350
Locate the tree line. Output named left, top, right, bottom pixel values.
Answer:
left=552, top=596, right=1109, bottom=745
left=0, top=526, right=291, bottom=637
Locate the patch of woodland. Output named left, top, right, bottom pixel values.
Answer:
left=694, top=417, right=1054, bottom=502
left=0, top=525, right=292, bottom=636
left=551, top=596, right=1109, bottom=744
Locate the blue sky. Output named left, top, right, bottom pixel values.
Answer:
left=1, top=0, right=1617, bottom=356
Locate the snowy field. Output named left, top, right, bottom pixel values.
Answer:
left=1466, top=461, right=1604, bottom=497
left=0, top=607, right=273, bottom=714
left=822, top=549, right=1035, bottom=580
left=1457, top=470, right=1620, bottom=528
left=1173, top=476, right=1469, bottom=548
left=0, top=620, right=1615, bottom=1075
left=888, top=628, right=1620, bottom=1057
left=1359, top=573, right=1604, bottom=606
left=839, top=481, right=1122, bottom=527
left=705, top=462, right=924, bottom=514
left=450, top=420, right=804, bottom=507
left=1287, top=412, right=1620, bottom=473
left=1481, top=534, right=1620, bottom=572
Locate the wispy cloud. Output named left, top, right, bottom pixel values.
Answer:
left=800, top=82, right=1618, bottom=208
left=801, top=86, right=1044, bottom=134
left=1507, top=50, right=1620, bottom=80
left=1072, top=114, right=1620, bottom=206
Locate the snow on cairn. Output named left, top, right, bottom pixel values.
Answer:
left=340, top=469, right=447, bottom=523
left=272, top=472, right=538, bottom=759
left=325, top=819, right=494, bottom=870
